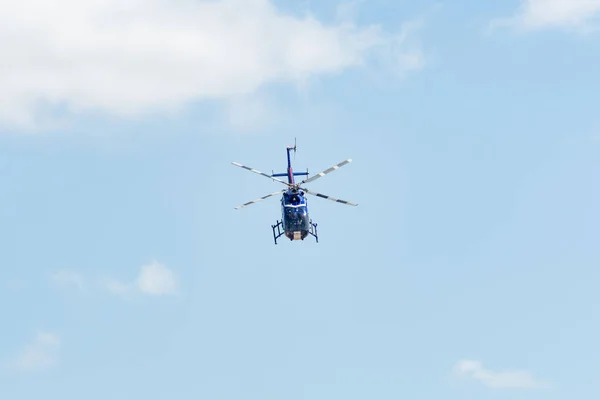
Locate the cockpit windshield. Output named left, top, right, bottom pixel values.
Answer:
left=282, top=201, right=309, bottom=231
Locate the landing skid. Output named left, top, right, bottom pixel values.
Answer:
left=271, top=220, right=319, bottom=245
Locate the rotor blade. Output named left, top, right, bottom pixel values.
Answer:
left=301, top=159, right=352, bottom=184
left=301, top=187, right=358, bottom=206
left=232, top=162, right=290, bottom=186
left=235, top=189, right=286, bottom=210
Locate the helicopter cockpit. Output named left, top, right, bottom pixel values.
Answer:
left=281, top=191, right=310, bottom=233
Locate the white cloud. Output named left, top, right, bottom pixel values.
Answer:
left=135, top=260, right=178, bottom=295
left=453, top=359, right=552, bottom=389
left=104, top=260, right=179, bottom=297
left=0, top=0, right=423, bottom=130
left=493, top=0, right=600, bottom=32
left=51, top=270, right=86, bottom=292
left=11, top=332, right=60, bottom=372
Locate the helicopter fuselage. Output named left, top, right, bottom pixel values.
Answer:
left=270, top=146, right=317, bottom=243
left=280, top=189, right=310, bottom=241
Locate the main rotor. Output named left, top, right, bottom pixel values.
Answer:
left=231, top=140, right=357, bottom=210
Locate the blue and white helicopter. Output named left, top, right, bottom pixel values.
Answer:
left=232, top=141, right=357, bottom=244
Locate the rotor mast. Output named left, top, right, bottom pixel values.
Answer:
left=268, top=138, right=309, bottom=188
left=286, top=139, right=296, bottom=185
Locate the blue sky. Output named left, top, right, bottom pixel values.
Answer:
left=1, top=0, right=599, bottom=399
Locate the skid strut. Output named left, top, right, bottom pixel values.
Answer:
left=271, top=220, right=284, bottom=245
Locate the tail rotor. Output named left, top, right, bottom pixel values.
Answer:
left=292, top=137, right=297, bottom=161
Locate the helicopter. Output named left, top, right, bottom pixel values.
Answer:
left=232, top=140, right=358, bottom=244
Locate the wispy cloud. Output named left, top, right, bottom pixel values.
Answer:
left=104, top=260, right=179, bottom=297
left=51, top=270, right=87, bottom=292
left=492, top=0, right=600, bottom=33
left=0, top=0, right=423, bottom=130
left=103, top=279, right=131, bottom=296
left=453, top=359, right=552, bottom=389
left=221, top=93, right=282, bottom=133
left=9, top=332, right=60, bottom=372
left=335, top=0, right=367, bottom=23
left=53, top=260, right=179, bottom=298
